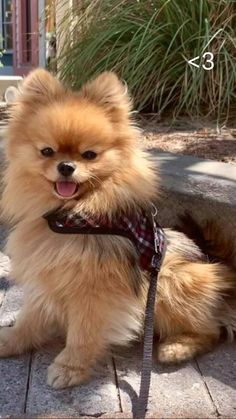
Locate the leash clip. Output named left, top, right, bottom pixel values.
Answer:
left=151, top=203, right=160, bottom=254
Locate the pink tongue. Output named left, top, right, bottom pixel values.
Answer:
left=56, top=181, right=77, bottom=197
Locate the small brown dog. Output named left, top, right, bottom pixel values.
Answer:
left=0, top=69, right=235, bottom=389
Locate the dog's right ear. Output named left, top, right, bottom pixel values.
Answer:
left=18, top=68, right=64, bottom=105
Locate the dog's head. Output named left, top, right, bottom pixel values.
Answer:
left=2, top=69, right=157, bottom=222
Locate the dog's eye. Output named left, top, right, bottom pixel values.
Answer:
left=81, top=150, right=97, bottom=160
left=41, top=147, right=55, bottom=157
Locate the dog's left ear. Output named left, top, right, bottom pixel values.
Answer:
left=18, top=68, right=64, bottom=105
left=80, top=72, right=132, bottom=122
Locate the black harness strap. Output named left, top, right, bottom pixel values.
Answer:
left=43, top=205, right=166, bottom=419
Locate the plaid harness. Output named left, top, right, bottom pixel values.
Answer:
left=43, top=205, right=166, bottom=274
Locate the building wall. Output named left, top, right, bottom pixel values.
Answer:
left=0, top=0, right=46, bottom=76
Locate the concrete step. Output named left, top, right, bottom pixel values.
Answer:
left=151, top=150, right=236, bottom=208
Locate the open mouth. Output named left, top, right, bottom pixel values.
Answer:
left=54, top=181, right=79, bottom=198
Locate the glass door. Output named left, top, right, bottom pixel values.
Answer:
left=2, top=0, right=13, bottom=51
left=0, top=0, right=13, bottom=74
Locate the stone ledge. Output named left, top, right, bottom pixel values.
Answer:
left=151, top=150, right=236, bottom=208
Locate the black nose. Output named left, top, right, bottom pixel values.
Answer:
left=57, top=161, right=76, bottom=177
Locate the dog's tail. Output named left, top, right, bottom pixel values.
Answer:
left=176, top=213, right=236, bottom=340
left=176, top=213, right=236, bottom=270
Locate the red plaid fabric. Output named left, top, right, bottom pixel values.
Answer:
left=44, top=206, right=166, bottom=273
left=113, top=212, right=166, bottom=272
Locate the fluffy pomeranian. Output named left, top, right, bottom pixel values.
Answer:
left=0, top=69, right=236, bottom=389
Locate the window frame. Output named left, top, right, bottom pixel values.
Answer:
left=1, top=0, right=13, bottom=53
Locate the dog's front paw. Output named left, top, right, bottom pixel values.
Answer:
left=47, top=362, right=89, bottom=389
left=156, top=341, right=196, bottom=364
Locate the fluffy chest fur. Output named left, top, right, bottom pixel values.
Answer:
left=7, top=218, right=146, bottom=343
left=8, top=218, right=142, bottom=284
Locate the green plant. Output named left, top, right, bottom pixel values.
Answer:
left=57, top=0, right=236, bottom=122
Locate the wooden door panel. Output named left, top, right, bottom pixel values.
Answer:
left=13, top=0, right=39, bottom=76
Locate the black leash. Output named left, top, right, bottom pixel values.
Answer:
left=134, top=269, right=159, bottom=419
left=134, top=206, right=166, bottom=419
left=43, top=204, right=166, bottom=419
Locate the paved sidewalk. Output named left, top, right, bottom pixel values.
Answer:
left=1, top=225, right=236, bottom=418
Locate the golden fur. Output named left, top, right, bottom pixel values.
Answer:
left=0, top=69, right=235, bottom=389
